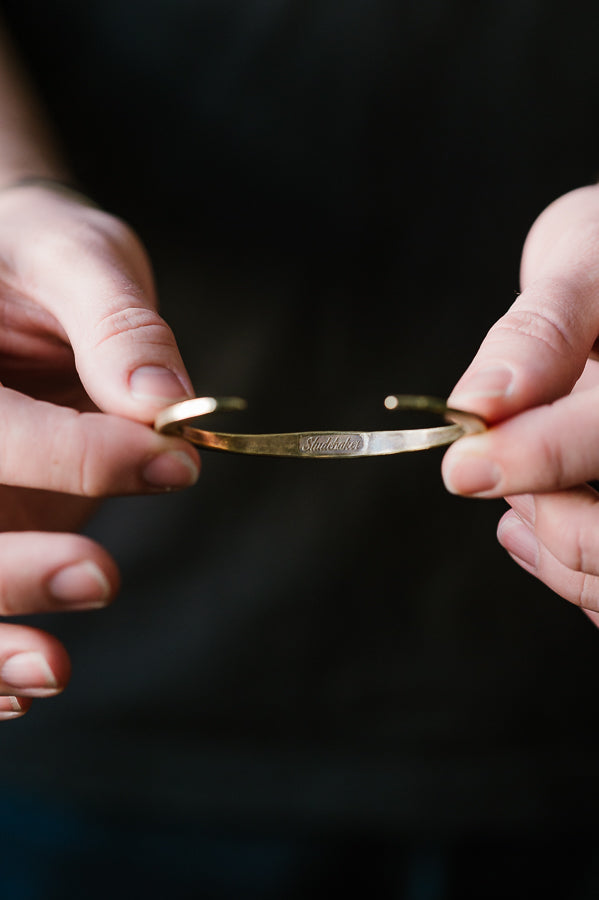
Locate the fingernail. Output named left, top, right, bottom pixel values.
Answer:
left=48, top=561, right=111, bottom=609
left=130, top=366, right=191, bottom=403
left=443, top=442, right=502, bottom=496
left=0, top=696, right=24, bottom=712
left=1, top=652, right=58, bottom=694
left=142, top=449, right=199, bottom=489
left=0, top=697, right=25, bottom=719
left=498, top=517, right=538, bottom=571
left=451, top=365, right=514, bottom=402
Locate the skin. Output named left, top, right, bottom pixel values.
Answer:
left=442, top=183, right=599, bottom=624
left=0, top=183, right=202, bottom=718
left=2, top=20, right=597, bottom=716
left=0, top=20, right=203, bottom=719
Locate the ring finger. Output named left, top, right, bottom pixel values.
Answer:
left=498, top=485, right=599, bottom=609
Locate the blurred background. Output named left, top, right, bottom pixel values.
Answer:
left=1, top=1, right=599, bottom=897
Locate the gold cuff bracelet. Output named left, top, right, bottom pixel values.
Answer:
left=154, top=395, right=485, bottom=459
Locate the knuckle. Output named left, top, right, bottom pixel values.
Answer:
left=49, top=413, right=105, bottom=498
left=93, top=306, right=174, bottom=352
left=32, top=223, right=84, bottom=271
left=31, top=211, right=155, bottom=305
left=535, top=428, right=567, bottom=490
left=577, top=572, right=598, bottom=611
left=559, top=521, right=594, bottom=575
left=0, top=574, right=15, bottom=616
left=80, top=213, right=154, bottom=284
left=76, top=416, right=110, bottom=497
left=47, top=415, right=87, bottom=495
left=560, top=516, right=599, bottom=578
left=84, top=214, right=153, bottom=280
left=76, top=422, right=95, bottom=497
left=492, top=302, right=576, bottom=361
left=38, top=207, right=136, bottom=259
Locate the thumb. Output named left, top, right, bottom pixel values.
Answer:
left=34, top=209, right=193, bottom=423
left=449, top=185, right=599, bottom=424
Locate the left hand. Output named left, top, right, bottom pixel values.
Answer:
left=0, top=181, right=201, bottom=718
left=441, top=184, right=599, bottom=619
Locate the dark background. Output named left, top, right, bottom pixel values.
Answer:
left=0, top=1, right=599, bottom=897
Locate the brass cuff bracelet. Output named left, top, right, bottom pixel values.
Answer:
left=154, top=395, right=486, bottom=459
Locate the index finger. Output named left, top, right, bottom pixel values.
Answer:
left=442, top=388, right=599, bottom=498
left=0, top=386, right=200, bottom=495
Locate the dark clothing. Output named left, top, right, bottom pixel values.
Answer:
left=1, top=0, right=599, bottom=861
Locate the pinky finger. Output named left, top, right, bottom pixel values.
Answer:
left=497, top=510, right=599, bottom=612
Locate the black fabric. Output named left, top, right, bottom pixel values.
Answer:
left=1, top=0, right=599, bottom=839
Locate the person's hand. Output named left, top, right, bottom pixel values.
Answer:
left=0, top=181, right=200, bottom=718
left=441, top=184, right=599, bottom=624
